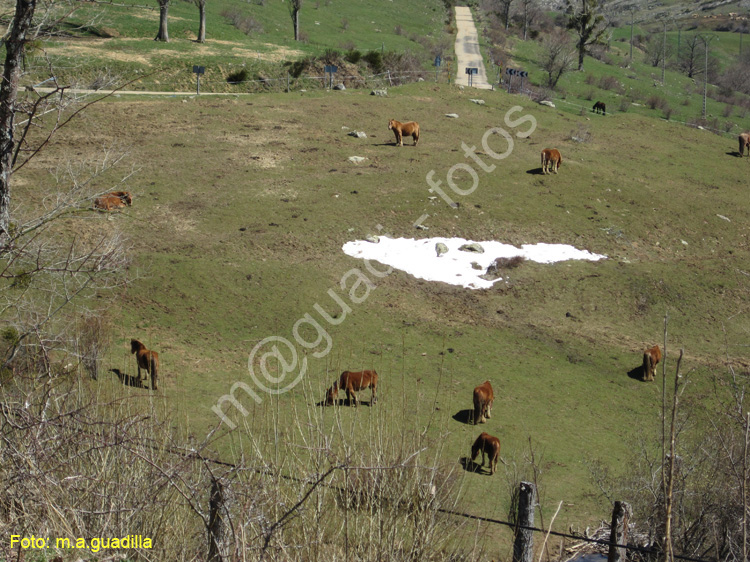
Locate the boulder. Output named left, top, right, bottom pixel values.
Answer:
left=348, top=131, right=367, bottom=138
left=333, top=83, right=346, bottom=90
left=470, top=99, right=485, bottom=105
left=371, top=89, right=388, bottom=97
left=459, top=243, right=484, bottom=253
left=445, top=113, right=459, bottom=118
left=348, top=156, right=366, bottom=164
left=539, top=100, right=555, bottom=108
left=435, top=242, right=449, bottom=257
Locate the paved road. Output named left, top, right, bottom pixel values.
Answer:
left=453, top=6, right=493, bottom=90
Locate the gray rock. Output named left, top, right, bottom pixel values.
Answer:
left=348, top=156, right=366, bottom=164
left=415, top=223, right=429, bottom=231
left=445, top=113, right=459, bottom=118
left=333, top=83, right=346, bottom=90
left=435, top=242, right=449, bottom=257
left=371, top=89, right=388, bottom=97
left=365, top=234, right=380, bottom=243
left=470, top=99, right=485, bottom=105
left=459, top=243, right=484, bottom=253
left=470, top=261, right=483, bottom=270
left=348, top=131, right=367, bottom=138
left=539, top=100, right=555, bottom=108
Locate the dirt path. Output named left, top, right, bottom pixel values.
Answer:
left=453, top=6, right=492, bottom=90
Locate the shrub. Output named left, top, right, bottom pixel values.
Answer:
left=569, top=123, right=592, bottom=143
left=663, top=105, right=673, bottom=121
left=619, top=98, right=630, bottom=113
left=344, top=49, right=362, bottom=64
left=646, top=95, right=668, bottom=111
left=362, top=50, right=385, bottom=73
left=584, top=73, right=597, bottom=85
left=599, top=75, right=623, bottom=94
left=226, top=68, right=250, bottom=84
left=221, top=8, right=263, bottom=35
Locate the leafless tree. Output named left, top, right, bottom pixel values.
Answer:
left=540, top=28, right=576, bottom=89
left=679, top=33, right=703, bottom=79
left=155, top=0, right=169, bottom=41
left=288, top=0, right=302, bottom=41
left=645, top=31, right=674, bottom=68
left=484, top=0, right=516, bottom=31
left=195, top=0, right=207, bottom=43
left=566, top=0, right=608, bottom=71
left=518, top=0, right=540, bottom=40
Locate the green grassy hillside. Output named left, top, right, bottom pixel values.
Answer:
left=15, top=81, right=750, bottom=534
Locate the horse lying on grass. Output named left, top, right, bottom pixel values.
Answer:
left=326, top=370, right=378, bottom=406
left=94, top=191, right=132, bottom=210
left=471, top=432, right=501, bottom=475
left=131, top=339, right=159, bottom=390
left=472, top=381, right=494, bottom=425
left=388, top=119, right=420, bottom=147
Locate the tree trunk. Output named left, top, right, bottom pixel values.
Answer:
left=155, top=0, right=169, bottom=42
left=197, top=2, right=206, bottom=43
left=607, top=501, right=632, bottom=562
left=0, top=0, right=37, bottom=242
left=577, top=45, right=585, bottom=71
left=512, top=481, right=536, bottom=562
left=293, top=8, right=300, bottom=41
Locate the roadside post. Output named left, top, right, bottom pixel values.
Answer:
left=193, top=65, right=205, bottom=95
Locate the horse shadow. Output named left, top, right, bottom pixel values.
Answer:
left=318, top=398, right=376, bottom=408
left=459, top=456, right=485, bottom=474
left=452, top=409, right=475, bottom=425
left=627, top=365, right=646, bottom=382
left=526, top=168, right=545, bottom=175
left=110, top=368, right=147, bottom=389
left=729, top=151, right=744, bottom=158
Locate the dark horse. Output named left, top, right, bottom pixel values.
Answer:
left=471, top=432, right=501, bottom=475
left=326, top=370, right=378, bottom=406
left=593, top=101, right=606, bottom=115
left=472, top=380, right=494, bottom=425
left=131, top=339, right=159, bottom=390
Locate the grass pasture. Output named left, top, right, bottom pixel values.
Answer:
left=15, top=79, right=750, bottom=541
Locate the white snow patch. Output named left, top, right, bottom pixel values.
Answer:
left=343, top=237, right=607, bottom=290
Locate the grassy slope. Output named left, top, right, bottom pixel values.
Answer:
left=9, top=0, right=750, bottom=545
left=16, top=81, right=750, bottom=533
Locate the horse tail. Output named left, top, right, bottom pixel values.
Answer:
left=414, top=123, right=420, bottom=145
left=150, top=353, right=159, bottom=390
left=472, top=392, right=481, bottom=425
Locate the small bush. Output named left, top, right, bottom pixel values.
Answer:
left=221, top=8, right=263, bottom=35
left=663, top=105, right=673, bottom=120
left=619, top=98, right=630, bottom=113
left=584, top=89, right=595, bottom=101
left=646, top=95, right=668, bottom=110
left=599, top=75, right=623, bottom=94
left=569, top=123, right=592, bottom=143
left=362, top=50, right=384, bottom=73
left=723, top=104, right=734, bottom=118
left=584, top=73, right=597, bottom=85
left=344, top=49, right=362, bottom=64
left=394, top=24, right=403, bottom=35
left=725, top=121, right=736, bottom=133
left=226, top=68, right=250, bottom=84
left=341, top=18, right=349, bottom=31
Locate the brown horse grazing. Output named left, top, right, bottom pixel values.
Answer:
left=472, top=381, right=494, bottom=425
left=326, top=370, right=378, bottom=406
left=389, top=119, right=420, bottom=147
left=94, top=191, right=132, bottom=210
left=541, top=148, right=562, bottom=174
left=739, top=133, right=750, bottom=157
left=131, top=339, right=159, bottom=390
left=471, top=432, right=501, bottom=475
left=642, top=345, right=662, bottom=382
left=592, top=101, right=606, bottom=115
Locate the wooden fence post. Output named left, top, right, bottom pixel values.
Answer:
left=208, top=477, right=226, bottom=562
left=607, top=501, right=632, bottom=562
left=512, top=481, right=536, bottom=562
